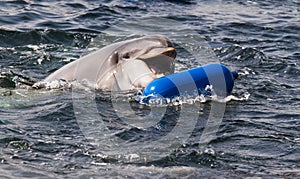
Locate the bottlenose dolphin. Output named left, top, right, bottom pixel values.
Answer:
left=34, top=35, right=176, bottom=90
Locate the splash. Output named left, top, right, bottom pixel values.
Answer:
left=137, top=84, right=250, bottom=106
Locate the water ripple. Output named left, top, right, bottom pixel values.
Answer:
left=0, top=0, right=299, bottom=178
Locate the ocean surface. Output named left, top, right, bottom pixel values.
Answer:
left=0, top=0, right=299, bottom=178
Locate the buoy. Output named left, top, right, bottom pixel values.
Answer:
left=140, top=63, right=238, bottom=103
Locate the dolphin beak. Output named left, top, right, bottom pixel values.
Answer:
left=138, top=47, right=176, bottom=60
left=161, top=47, right=177, bottom=59
left=137, top=47, right=176, bottom=78
left=117, top=47, right=176, bottom=89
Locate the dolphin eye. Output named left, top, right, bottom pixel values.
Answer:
left=123, top=52, right=130, bottom=59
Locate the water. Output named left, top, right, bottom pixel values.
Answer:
left=0, top=0, right=299, bottom=178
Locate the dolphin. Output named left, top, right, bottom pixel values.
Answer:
left=34, top=35, right=176, bottom=90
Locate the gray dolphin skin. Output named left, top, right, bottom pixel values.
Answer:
left=40, top=35, right=176, bottom=90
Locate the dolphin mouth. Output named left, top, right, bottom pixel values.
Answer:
left=138, top=47, right=176, bottom=78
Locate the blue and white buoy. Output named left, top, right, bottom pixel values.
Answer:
left=140, top=63, right=238, bottom=103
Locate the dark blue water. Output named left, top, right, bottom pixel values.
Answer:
left=0, top=0, right=299, bottom=178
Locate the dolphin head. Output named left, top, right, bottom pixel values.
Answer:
left=41, top=35, right=176, bottom=91
left=99, top=35, right=177, bottom=90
